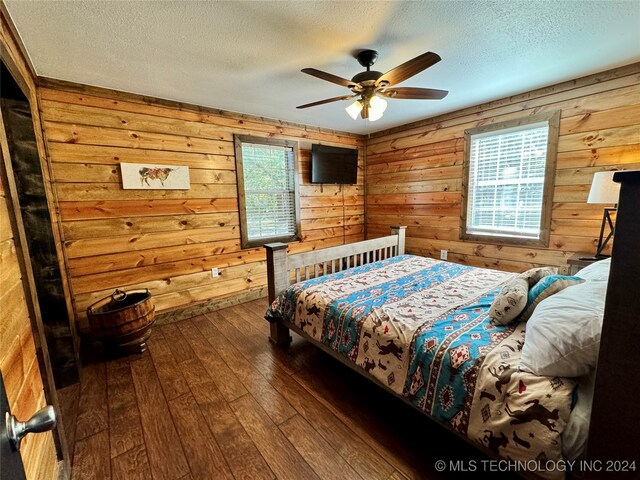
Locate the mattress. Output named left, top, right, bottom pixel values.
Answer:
left=267, top=255, right=577, bottom=478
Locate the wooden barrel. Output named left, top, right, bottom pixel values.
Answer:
left=87, top=289, right=155, bottom=353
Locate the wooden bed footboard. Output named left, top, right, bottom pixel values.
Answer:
left=264, top=226, right=406, bottom=345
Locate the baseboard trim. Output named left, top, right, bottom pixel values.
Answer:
left=154, top=287, right=268, bottom=324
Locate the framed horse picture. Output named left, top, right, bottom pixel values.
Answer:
left=120, top=163, right=190, bottom=190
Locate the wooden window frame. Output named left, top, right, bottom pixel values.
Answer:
left=460, top=111, right=560, bottom=248
left=234, top=135, right=301, bottom=249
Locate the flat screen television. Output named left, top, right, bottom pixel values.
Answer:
left=311, top=144, right=358, bottom=184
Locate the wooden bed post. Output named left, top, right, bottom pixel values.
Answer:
left=586, top=171, right=640, bottom=472
left=264, top=242, right=292, bottom=346
left=391, top=226, right=406, bottom=255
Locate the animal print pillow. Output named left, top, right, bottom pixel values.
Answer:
left=489, top=267, right=559, bottom=325
left=489, top=277, right=529, bottom=326
left=517, top=266, right=558, bottom=288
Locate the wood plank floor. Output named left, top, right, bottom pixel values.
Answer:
left=59, top=298, right=506, bottom=480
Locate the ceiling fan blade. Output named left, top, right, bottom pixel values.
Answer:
left=301, top=68, right=357, bottom=88
left=296, top=95, right=356, bottom=109
left=377, top=52, right=441, bottom=86
left=381, top=87, right=448, bottom=100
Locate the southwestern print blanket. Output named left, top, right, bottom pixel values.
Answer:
left=267, top=255, right=575, bottom=478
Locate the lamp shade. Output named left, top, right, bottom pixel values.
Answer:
left=369, top=95, right=387, bottom=114
left=367, top=95, right=387, bottom=122
left=345, top=100, right=363, bottom=120
left=587, top=171, right=621, bottom=204
left=368, top=108, right=384, bottom=122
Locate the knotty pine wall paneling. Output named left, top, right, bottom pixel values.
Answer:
left=36, top=81, right=364, bottom=329
left=365, top=63, right=640, bottom=272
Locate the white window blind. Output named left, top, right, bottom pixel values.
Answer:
left=466, top=122, right=550, bottom=239
left=240, top=142, right=297, bottom=242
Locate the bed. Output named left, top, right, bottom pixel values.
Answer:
left=264, top=234, right=577, bottom=476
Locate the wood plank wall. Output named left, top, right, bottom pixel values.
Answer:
left=36, top=83, right=364, bottom=329
left=0, top=8, right=59, bottom=479
left=365, top=63, right=640, bottom=272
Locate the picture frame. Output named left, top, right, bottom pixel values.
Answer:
left=120, top=163, right=190, bottom=190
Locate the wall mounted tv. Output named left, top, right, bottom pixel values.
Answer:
left=311, top=144, right=358, bottom=184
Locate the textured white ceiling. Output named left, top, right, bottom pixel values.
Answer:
left=5, top=1, right=640, bottom=135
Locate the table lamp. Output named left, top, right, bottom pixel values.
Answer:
left=583, top=170, right=621, bottom=259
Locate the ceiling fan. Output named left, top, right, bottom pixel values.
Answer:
left=297, top=49, right=448, bottom=121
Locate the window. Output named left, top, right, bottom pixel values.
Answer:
left=461, top=112, right=560, bottom=246
left=234, top=135, right=300, bottom=248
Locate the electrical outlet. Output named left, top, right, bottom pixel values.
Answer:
left=211, top=267, right=219, bottom=277
left=440, top=250, right=448, bottom=260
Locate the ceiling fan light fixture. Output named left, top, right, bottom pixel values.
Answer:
left=299, top=50, right=447, bottom=121
left=368, top=107, right=384, bottom=122
left=345, top=100, right=363, bottom=120
left=367, top=95, right=387, bottom=121
left=369, top=95, right=387, bottom=113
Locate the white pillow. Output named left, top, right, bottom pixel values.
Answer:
left=577, top=257, right=611, bottom=282
left=520, top=279, right=607, bottom=377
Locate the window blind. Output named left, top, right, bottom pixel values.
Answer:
left=466, top=123, right=549, bottom=239
left=241, top=142, right=297, bottom=242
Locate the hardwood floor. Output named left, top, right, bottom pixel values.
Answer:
left=59, top=298, right=504, bottom=480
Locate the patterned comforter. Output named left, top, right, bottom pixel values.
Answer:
left=267, top=255, right=576, bottom=478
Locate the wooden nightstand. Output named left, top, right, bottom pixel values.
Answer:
left=567, top=253, right=608, bottom=275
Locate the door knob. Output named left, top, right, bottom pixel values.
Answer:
left=5, top=405, right=57, bottom=450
